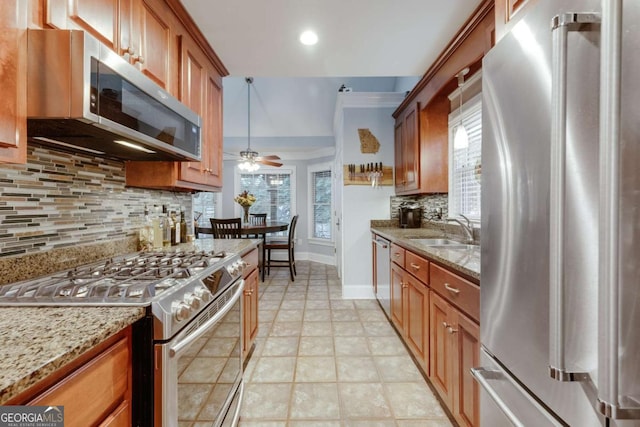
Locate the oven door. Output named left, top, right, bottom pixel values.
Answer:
left=154, top=279, right=244, bottom=427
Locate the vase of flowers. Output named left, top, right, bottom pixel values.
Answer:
left=234, top=190, right=256, bottom=224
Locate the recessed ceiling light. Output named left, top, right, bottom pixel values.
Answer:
left=299, top=30, right=318, bottom=46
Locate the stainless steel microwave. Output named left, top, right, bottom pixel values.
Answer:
left=26, top=29, right=201, bottom=161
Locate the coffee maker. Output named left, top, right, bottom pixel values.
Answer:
left=398, top=202, right=422, bottom=228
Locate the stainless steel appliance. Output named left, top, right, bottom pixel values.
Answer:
left=372, top=234, right=391, bottom=318
left=26, top=29, right=201, bottom=162
left=0, top=250, right=249, bottom=427
left=398, top=202, right=422, bottom=228
left=473, top=0, right=640, bottom=425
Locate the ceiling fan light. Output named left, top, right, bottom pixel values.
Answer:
left=299, top=30, right=318, bottom=46
left=239, top=160, right=260, bottom=172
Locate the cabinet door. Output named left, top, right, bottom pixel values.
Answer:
left=404, top=273, right=429, bottom=371
left=201, top=69, right=223, bottom=187
left=0, top=0, right=27, bottom=163
left=402, top=103, right=420, bottom=192
left=394, top=119, right=405, bottom=191
left=452, top=310, right=480, bottom=427
left=243, top=268, right=259, bottom=360
left=178, top=35, right=207, bottom=183
left=138, top=0, right=172, bottom=89
left=429, top=290, right=454, bottom=408
left=390, top=263, right=405, bottom=331
left=67, top=0, right=118, bottom=51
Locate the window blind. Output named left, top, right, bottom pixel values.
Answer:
left=311, top=170, right=331, bottom=239
left=449, top=99, right=482, bottom=220
left=240, top=172, right=292, bottom=224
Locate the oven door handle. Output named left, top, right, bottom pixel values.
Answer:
left=169, top=279, right=244, bottom=358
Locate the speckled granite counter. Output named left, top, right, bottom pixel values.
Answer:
left=371, top=226, right=480, bottom=282
left=0, top=306, right=145, bottom=404
left=0, top=238, right=259, bottom=405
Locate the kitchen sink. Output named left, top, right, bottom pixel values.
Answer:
left=410, top=238, right=460, bottom=245
left=429, top=244, right=479, bottom=251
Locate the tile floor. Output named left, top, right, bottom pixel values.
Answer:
left=239, top=261, right=454, bottom=427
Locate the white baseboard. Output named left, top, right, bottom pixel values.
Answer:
left=269, top=251, right=335, bottom=266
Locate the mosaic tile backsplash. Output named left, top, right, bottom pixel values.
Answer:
left=0, top=145, right=193, bottom=258
left=390, top=194, right=449, bottom=222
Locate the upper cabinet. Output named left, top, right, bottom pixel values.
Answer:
left=4, top=0, right=228, bottom=190
left=393, top=0, right=494, bottom=195
left=495, top=0, right=535, bottom=42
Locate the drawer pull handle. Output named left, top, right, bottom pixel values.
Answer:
left=443, top=322, right=450, bottom=328
left=410, top=262, right=420, bottom=270
left=447, top=326, right=459, bottom=334
left=444, top=283, right=460, bottom=294
left=394, top=253, right=400, bottom=257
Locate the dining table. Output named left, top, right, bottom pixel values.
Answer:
left=195, top=220, right=289, bottom=281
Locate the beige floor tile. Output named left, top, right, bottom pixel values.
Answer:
left=330, top=300, right=355, bottom=310
left=260, top=299, right=284, bottom=310
left=373, top=355, right=425, bottom=382
left=290, top=383, right=340, bottom=419
left=251, top=357, right=296, bottom=383
left=298, top=336, right=334, bottom=356
left=301, top=321, right=333, bottom=337
left=367, top=336, right=407, bottom=356
left=241, top=383, right=291, bottom=419
left=357, top=309, right=388, bottom=322
left=384, top=382, right=447, bottom=419
left=262, top=337, right=300, bottom=356
left=362, top=322, right=397, bottom=337
left=280, top=299, right=305, bottom=309
left=305, top=299, right=330, bottom=309
left=332, top=321, right=365, bottom=337
left=343, top=420, right=396, bottom=427
left=270, top=321, right=303, bottom=337
left=331, top=309, right=360, bottom=322
left=288, top=421, right=341, bottom=427
left=396, top=420, right=454, bottom=427
left=338, top=383, right=392, bottom=418
left=238, top=421, right=287, bottom=427
left=275, top=309, right=305, bottom=322
left=259, top=309, right=278, bottom=322
left=336, top=357, right=380, bottom=382
left=295, top=356, right=337, bottom=382
left=304, top=309, right=331, bottom=322
left=334, top=336, right=370, bottom=356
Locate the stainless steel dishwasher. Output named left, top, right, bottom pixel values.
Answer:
left=372, top=235, right=391, bottom=318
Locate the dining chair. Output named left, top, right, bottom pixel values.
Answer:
left=264, top=215, right=298, bottom=281
left=194, top=225, right=213, bottom=239
left=247, top=213, right=267, bottom=238
left=209, top=218, right=242, bottom=239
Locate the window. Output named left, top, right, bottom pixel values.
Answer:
left=192, top=192, right=219, bottom=227
left=236, top=168, right=295, bottom=228
left=448, top=93, right=482, bottom=220
left=309, top=165, right=332, bottom=241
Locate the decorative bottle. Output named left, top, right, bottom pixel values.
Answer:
left=138, top=205, right=154, bottom=250
left=180, top=211, right=187, bottom=243
left=152, top=205, right=163, bottom=249
left=162, top=205, right=172, bottom=248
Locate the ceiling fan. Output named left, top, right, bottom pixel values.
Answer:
left=230, top=77, right=282, bottom=171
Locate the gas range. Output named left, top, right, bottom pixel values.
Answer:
left=0, top=249, right=248, bottom=340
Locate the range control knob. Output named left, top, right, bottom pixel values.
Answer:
left=172, top=301, right=191, bottom=322
left=185, top=292, right=201, bottom=310
left=194, top=286, right=210, bottom=303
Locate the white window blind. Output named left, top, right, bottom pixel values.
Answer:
left=448, top=95, right=482, bottom=220
left=311, top=170, right=332, bottom=239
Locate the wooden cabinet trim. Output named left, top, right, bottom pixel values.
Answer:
left=430, top=263, right=479, bottom=322
left=405, top=251, right=429, bottom=284
left=390, top=243, right=406, bottom=269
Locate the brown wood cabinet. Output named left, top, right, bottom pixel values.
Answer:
left=394, top=102, right=420, bottom=194
left=390, top=251, right=430, bottom=372
left=137, top=0, right=175, bottom=91
left=429, top=266, right=480, bottom=427
left=7, top=327, right=133, bottom=427
left=242, top=248, right=259, bottom=361
left=392, top=0, right=494, bottom=196
left=495, top=0, right=535, bottom=42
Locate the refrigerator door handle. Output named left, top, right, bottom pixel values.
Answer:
left=548, top=11, right=600, bottom=384
left=597, top=0, right=640, bottom=419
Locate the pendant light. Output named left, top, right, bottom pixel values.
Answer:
left=454, top=68, right=470, bottom=150
left=239, top=77, right=260, bottom=172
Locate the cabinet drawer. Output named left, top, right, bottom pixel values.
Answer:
left=430, top=264, right=479, bottom=322
left=29, top=337, right=130, bottom=426
left=390, top=243, right=405, bottom=268
left=242, top=248, right=259, bottom=278
left=405, top=251, right=429, bottom=284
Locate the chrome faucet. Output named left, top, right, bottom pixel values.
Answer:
left=447, top=214, right=475, bottom=244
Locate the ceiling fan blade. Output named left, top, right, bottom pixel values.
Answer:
left=258, top=159, right=283, bottom=167
left=257, top=154, right=281, bottom=160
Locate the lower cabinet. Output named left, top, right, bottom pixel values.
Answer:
left=8, top=327, right=133, bottom=427
left=385, top=243, right=480, bottom=426
left=242, top=248, right=260, bottom=361
left=429, top=290, right=480, bottom=427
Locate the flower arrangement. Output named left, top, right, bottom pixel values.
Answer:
left=234, top=190, right=256, bottom=207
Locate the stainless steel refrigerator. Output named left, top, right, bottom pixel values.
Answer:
left=473, top=0, right=640, bottom=425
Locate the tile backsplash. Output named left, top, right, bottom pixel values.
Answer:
left=390, top=194, right=449, bottom=222
left=0, top=145, right=192, bottom=257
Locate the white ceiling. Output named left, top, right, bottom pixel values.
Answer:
left=180, top=0, right=485, bottom=77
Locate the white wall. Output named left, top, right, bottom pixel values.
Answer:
left=334, top=93, right=405, bottom=298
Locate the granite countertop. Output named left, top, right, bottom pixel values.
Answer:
left=0, top=238, right=260, bottom=405
left=371, top=226, right=480, bottom=282
left=0, top=306, right=145, bottom=404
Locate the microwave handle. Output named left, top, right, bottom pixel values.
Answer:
left=169, top=279, right=244, bottom=358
